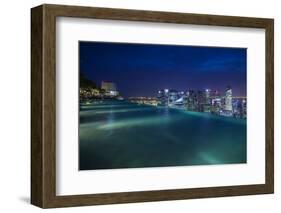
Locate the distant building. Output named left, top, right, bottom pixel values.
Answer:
left=156, top=85, right=245, bottom=119
left=157, top=89, right=184, bottom=106
left=203, top=89, right=211, bottom=112
left=101, top=81, right=116, bottom=91
left=186, top=90, right=199, bottom=111
left=225, top=86, right=233, bottom=112
left=242, top=99, right=247, bottom=119
left=221, top=86, right=233, bottom=116
left=169, top=89, right=180, bottom=104
left=101, top=81, right=119, bottom=97
left=211, top=98, right=222, bottom=115
left=204, top=89, right=211, bottom=104
left=157, top=89, right=169, bottom=106
left=233, top=98, right=247, bottom=119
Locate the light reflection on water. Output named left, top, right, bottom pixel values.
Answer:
left=80, top=107, right=154, bottom=116
left=79, top=100, right=247, bottom=170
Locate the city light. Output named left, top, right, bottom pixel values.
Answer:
left=79, top=77, right=246, bottom=119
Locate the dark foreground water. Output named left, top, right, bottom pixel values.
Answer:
left=79, top=100, right=246, bottom=170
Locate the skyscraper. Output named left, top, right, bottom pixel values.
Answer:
left=157, top=89, right=169, bottom=106
left=203, top=89, right=211, bottom=112
left=225, top=86, right=233, bottom=112
left=204, top=89, right=211, bottom=104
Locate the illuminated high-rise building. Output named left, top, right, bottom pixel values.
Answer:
left=204, top=89, right=211, bottom=104
left=101, top=81, right=116, bottom=91
left=186, top=90, right=197, bottom=111
left=157, top=89, right=169, bottom=106
left=242, top=99, right=247, bottom=119
left=203, top=89, right=211, bottom=112
left=225, top=86, right=233, bottom=112
left=157, top=89, right=184, bottom=106
left=101, top=81, right=119, bottom=97
left=211, top=98, right=222, bottom=115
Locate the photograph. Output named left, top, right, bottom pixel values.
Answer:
left=79, top=41, right=247, bottom=170
left=29, top=3, right=274, bottom=208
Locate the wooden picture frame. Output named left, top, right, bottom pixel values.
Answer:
left=31, top=4, right=274, bottom=208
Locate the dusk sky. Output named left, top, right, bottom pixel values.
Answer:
left=79, top=41, right=247, bottom=98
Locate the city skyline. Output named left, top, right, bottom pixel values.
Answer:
left=79, top=41, right=247, bottom=98
left=79, top=41, right=247, bottom=170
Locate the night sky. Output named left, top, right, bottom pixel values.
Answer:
left=79, top=41, right=247, bottom=98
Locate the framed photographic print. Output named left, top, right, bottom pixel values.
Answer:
left=31, top=4, right=274, bottom=208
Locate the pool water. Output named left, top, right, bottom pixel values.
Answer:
left=79, top=100, right=246, bottom=170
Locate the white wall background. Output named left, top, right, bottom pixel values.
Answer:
left=0, top=0, right=279, bottom=212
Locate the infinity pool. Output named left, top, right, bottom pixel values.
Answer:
left=79, top=100, right=246, bottom=170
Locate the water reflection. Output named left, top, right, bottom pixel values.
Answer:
left=79, top=100, right=246, bottom=170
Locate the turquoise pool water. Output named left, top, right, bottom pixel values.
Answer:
left=79, top=100, right=246, bottom=170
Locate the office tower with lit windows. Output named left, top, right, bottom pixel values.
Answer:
left=157, top=89, right=169, bottom=106
left=197, top=90, right=204, bottom=112
left=186, top=90, right=197, bottom=111
left=204, top=89, right=211, bottom=104
left=168, top=89, right=180, bottom=104
left=203, top=89, right=211, bottom=112
left=224, top=86, right=233, bottom=115
left=211, top=98, right=222, bottom=115
left=157, top=89, right=185, bottom=106
left=242, top=99, right=247, bottom=119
